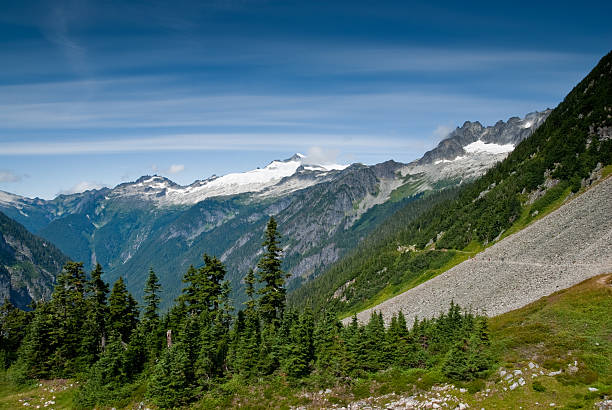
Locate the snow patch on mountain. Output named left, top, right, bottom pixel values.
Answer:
left=0, top=191, right=21, bottom=206
left=108, top=154, right=350, bottom=206
left=463, top=140, right=515, bottom=155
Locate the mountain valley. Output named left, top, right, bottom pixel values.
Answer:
left=0, top=111, right=550, bottom=307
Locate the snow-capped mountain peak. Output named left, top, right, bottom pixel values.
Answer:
left=108, top=153, right=349, bottom=206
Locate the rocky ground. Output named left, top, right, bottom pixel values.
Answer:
left=292, top=357, right=610, bottom=409
left=345, top=176, right=612, bottom=326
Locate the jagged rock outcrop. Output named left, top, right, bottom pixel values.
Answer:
left=418, top=110, right=551, bottom=165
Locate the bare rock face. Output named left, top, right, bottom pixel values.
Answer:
left=418, top=110, right=551, bottom=165
left=345, top=176, right=612, bottom=326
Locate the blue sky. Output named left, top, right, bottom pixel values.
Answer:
left=0, top=0, right=610, bottom=199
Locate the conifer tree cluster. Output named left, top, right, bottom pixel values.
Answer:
left=0, top=217, right=493, bottom=408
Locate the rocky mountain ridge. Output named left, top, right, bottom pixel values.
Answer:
left=418, top=110, right=551, bottom=165
left=0, top=111, right=547, bottom=307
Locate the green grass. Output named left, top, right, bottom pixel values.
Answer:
left=389, top=181, right=423, bottom=203
left=339, top=241, right=484, bottom=319
left=500, top=170, right=612, bottom=242
left=0, top=375, right=77, bottom=409
left=476, top=274, right=612, bottom=409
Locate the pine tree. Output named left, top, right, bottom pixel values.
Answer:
left=244, top=268, right=256, bottom=312
left=442, top=338, right=471, bottom=380
left=141, top=268, right=163, bottom=357
left=12, top=301, right=54, bottom=380
left=364, top=312, right=388, bottom=371
left=74, top=331, right=127, bottom=408
left=256, top=217, right=288, bottom=326
left=48, top=262, right=88, bottom=376
left=143, top=267, right=161, bottom=325
left=467, top=317, right=492, bottom=376
left=313, top=309, right=344, bottom=376
left=232, top=308, right=260, bottom=377
left=0, top=300, right=30, bottom=369
left=281, top=308, right=314, bottom=378
left=147, top=344, right=192, bottom=408
left=108, top=277, right=139, bottom=343
left=180, top=254, right=228, bottom=315
left=80, top=263, right=110, bottom=366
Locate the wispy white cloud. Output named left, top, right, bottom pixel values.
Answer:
left=0, top=170, right=25, bottom=183
left=302, top=146, right=341, bottom=166
left=303, top=47, right=587, bottom=74
left=57, top=180, right=107, bottom=195
left=0, top=133, right=428, bottom=156
left=432, top=125, right=454, bottom=142
left=0, top=87, right=550, bottom=131
left=167, top=164, right=185, bottom=174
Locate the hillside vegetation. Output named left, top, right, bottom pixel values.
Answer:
left=0, top=211, right=69, bottom=309
left=1, top=273, right=609, bottom=409
left=289, top=50, right=612, bottom=316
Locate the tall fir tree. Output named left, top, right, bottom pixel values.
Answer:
left=143, top=268, right=161, bottom=326
left=80, top=263, right=110, bottom=366
left=48, top=262, right=88, bottom=376
left=256, top=217, right=288, bottom=326
left=108, top=277, right=139, bottom=343
left=180, top=254, right=228, bottom=315
left=0, top=300, right=31, bottom=369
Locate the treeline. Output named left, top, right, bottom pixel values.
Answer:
left=0, top=217, right=493, bottom=408
left=290, top=50, right=612, bottom=314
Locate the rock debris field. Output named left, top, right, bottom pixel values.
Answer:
left=345, top=176, right=612, bottom=326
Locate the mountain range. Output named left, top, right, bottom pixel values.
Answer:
left=0, top=110, right=550, bottom=308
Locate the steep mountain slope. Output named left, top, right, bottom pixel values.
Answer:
left=344, top=174, right=612, bottom=325
left=292, top=50, right=612, bottom=315
left=0, top=211, right=69, bottom=309
left=0, top=110, right=548, bottom=308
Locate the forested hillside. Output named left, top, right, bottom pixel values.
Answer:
left=0, top=211, right=69, bottom=309
left=290, top=50, right=612, bottom=315
left=0, top=217, right=494, bottom=409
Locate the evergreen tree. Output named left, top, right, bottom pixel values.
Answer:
left=48, top=262, right=88, bottom=376
left=232, top=308, right=260, bottom=377
left=143, top=267, right=161, bottom=325
left=281, top=308, right=314, bottom=378
left=147, top=344, right=192, bottom=408
left=108, top=277, right=139, bottom=343
left=256, top=217, right=288, bottom=325
left=180, top=254, right=228, bottom=315
left=141, top=268, right=163, bottom=357
left=313, top=309, right=344, bottom=376
left=74, top=331, right=127, bottom=408
left=0, top=300, right=30, bottom=369
left=442, top=338, right=471, bottom=380
left=123, top=325, right=148, bottom=379
left=80, top=263, right=110, bottom=366
left=244, top=268, right=256, bottom=312
left=12, top=302, right=54, bottom=380
left=467, top=317, right=493, bottom=376
left=364, top=312, right=388, bottom=371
